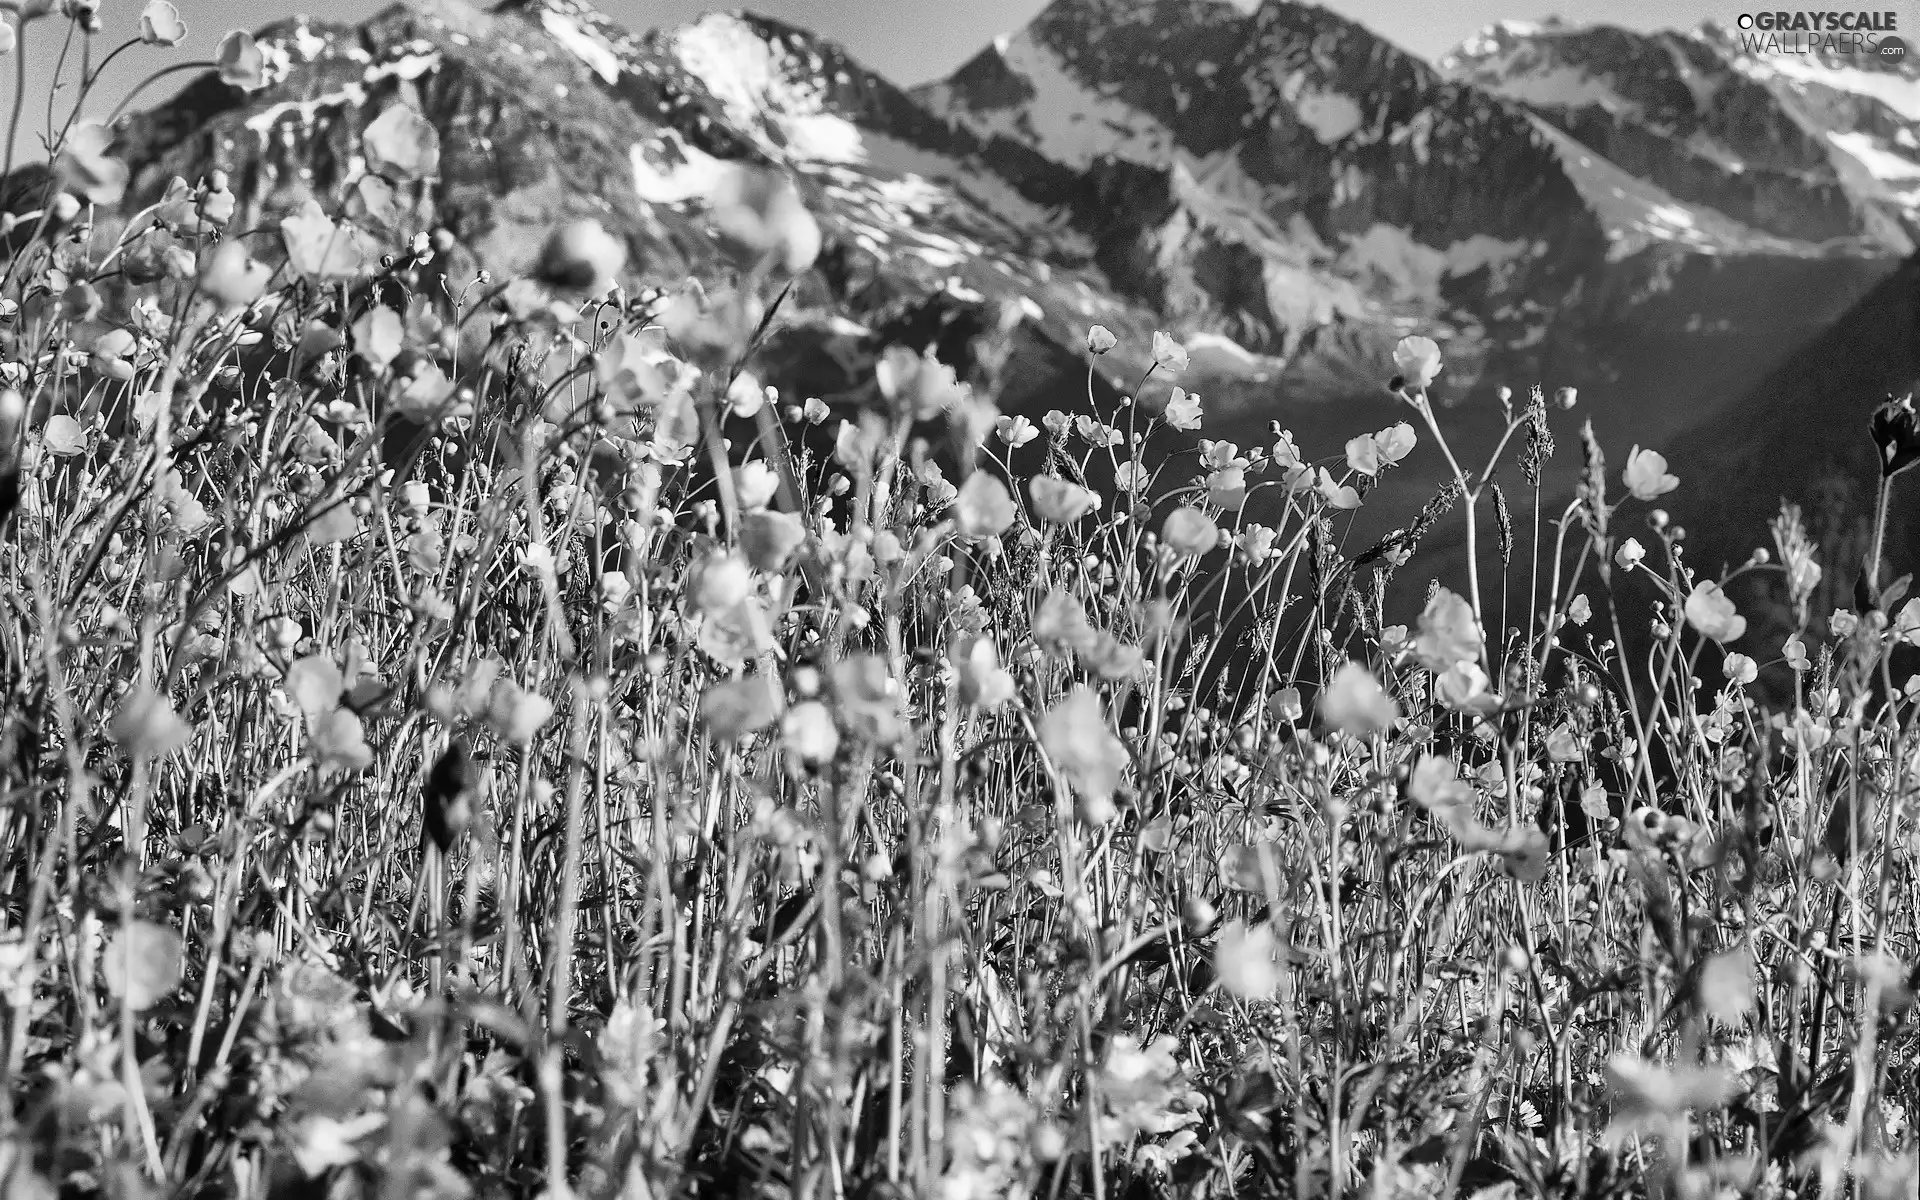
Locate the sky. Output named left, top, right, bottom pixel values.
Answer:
left=0, top=0, right=1780, bottom=162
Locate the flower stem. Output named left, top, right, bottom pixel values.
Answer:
left=3, top=19, right=26, bottom=186
left=1868, top=471, right=1896, bottom=595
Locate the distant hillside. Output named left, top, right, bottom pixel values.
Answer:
left=1661, top=250, right=1920, bottom=637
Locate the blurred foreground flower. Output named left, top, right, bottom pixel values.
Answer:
left=1321, top=662, right=1397, bottom=737
left=362, top=103, right=441, bottom=182
left=539, top=218, right=626, bottom=294
left=281, top=200, right=376, bottom=279
left=1214, top=920, right=1279, bottom=999
left=780, top=701, right=839, bottom=765
left=1160, top=507, right=1218, bottom=557
left=200, top=241, right=271, bottom=308
left=110, top=686, right=189, bottom=760
left=954, top=473, right=1015, bottom=540
left=1039, top=686, right=1127, bottom=825
left=102, top=920, right=182, bottom=1012
left=701, top=676, right=784, bottom=743
left=711, top=164, right=821, bottom=273
left=1413, top=587, right=1482, bottom=670
left=1606, top=1054, right=1737, bottom=1135
left=956, top=638, right=1016, bottom=709
left=1030, top=476, right=1095, bottom=524
left=56, top=123, right=126, bottom=205
left=876, top=346, right=964, bottom=422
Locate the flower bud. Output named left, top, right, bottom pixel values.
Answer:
left=1872, top=396, right=1920, bottom=478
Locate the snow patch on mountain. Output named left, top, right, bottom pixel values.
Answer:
left=1340, top=225, right=1449, bottom=303
left=1169, top=155, right=1290, bottom=250
left=857, top=131, right=1094, bottom=254
left=631, top=132, right=730, bottom=204
left=1480, top=64, right=1633, bottom=113
left=1334, top=226, right=1529, bottom=305
left=364, top=51, right=441, bottom=85
left=1659, top=37, right=1717, bottom=113
left=1285, top=77, right=1364, bottom=144
left=664, top=14, right=866, bottom=164
left=1738, top=52, right=1920, bottom=121
left=919, top=32, right=1174, bottom=167
left=244, top=86, right=367, bottom=138
left=1529, top=117, right=1815, bottom=258
left=1260, top=259, right=1370, bottom=353
left=1446, top=234, right=1533, bottom=278
left=1827, top=130, right=1920, bottom=186
left=1183, top=331, right=1282, bottom=380
left=540, top=9, right=621, bottom=84
left=1441, top=19, right=1632, bottom=112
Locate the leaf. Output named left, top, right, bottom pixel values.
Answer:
left=362, top=104, right=440, bottom=182
left=1883, top=572, right=1913, bottom=614
left=102, top=920, right=182, bottom=1012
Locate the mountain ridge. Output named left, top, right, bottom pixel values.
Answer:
left=35, top=0, right=1914, bottom=565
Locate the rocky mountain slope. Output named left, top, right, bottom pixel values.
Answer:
left=1441, top=17, right=1920, bottom=252
left=1665, top=247, right=1920, bottom=625
left=56, top=0, right=1918, bottom=557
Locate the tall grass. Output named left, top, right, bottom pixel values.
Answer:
left=1, top=7, right=1919, bottom=1199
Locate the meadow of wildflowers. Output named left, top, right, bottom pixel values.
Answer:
left=5, top=4, right=1920, bottom=1199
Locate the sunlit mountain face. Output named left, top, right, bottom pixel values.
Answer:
left=82, top=0, right=1920, bottom=581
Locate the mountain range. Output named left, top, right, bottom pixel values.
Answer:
left=68, top=0, right=1920, bottom=610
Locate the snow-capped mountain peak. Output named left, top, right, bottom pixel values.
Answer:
left=1442, top=17, right=1920, bottom=252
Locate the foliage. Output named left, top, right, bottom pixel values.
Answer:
left=0, top=8, right=1919, bottom=1200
